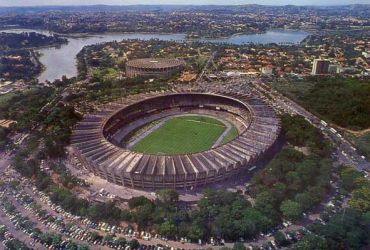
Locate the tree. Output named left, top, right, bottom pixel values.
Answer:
left=5, top=239, right=29, bottom=250
left=51, top=234, right=62, bottom=247
left=156, top=221, right=177, bottom=237
left=187, top=217, right=206, bottom=241
left=307, top=208, right=370, bottom=249
left=340, top=167, right=362, bottom=192
left=129, top=239, right=140, bottom=250
left=104, top=234, right=114, bottom=244
left=133, top=203, right=155, bottom=229
left=280, top=200, right=302, bottom=221
left=156, top=189, right=179, bottom=204
left=274, top=231, right=289, bottom=247
left=89, top=232, right=100, bottom=242
left=349, top=186, right=370, bottom=213
left=65, top=241, right=78, bottom=250
left=128, top=196, right=152, bottom=209
left=255, top=191, right=279, bottom=221
left=116, top=237, right=127, bottom=247
left=294, top=192, right=315, bottom=211
left=232, top=242, right=246, bottom=250
left=292, top=234, right=328, bottom=250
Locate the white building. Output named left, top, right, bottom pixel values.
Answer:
left=261, top=66, right=273, bottom=75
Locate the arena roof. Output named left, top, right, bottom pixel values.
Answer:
left=126, top=58, right=185, bottom=69
left=70, top=90, right=280, bottom=190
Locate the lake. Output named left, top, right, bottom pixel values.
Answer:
left=1, top=29, right=309, bottom=82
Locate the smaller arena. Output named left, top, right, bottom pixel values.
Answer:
left=125, top=58, right=185, bottom=78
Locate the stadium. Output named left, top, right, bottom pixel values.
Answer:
left=70, top=91, right=280, bottom=190
left=125, top=58, right=185, bottom=78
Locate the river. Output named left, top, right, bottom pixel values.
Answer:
left=1, top=29, right=309, bottom=82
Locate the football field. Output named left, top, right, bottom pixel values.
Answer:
left=132, top=115, right=236, bottom=154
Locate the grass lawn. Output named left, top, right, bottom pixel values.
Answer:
left=221, top=127, right=239, bottom=145
left=132, top=115, right=227, bottom=154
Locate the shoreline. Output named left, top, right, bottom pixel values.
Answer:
left=0, top=27, right=309, bottom=82
left=0, top=27, right=310, bottom=40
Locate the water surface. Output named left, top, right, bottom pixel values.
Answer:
left=1, top=29, right=309, bottom=82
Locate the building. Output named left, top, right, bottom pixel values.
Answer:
left=261, top=66, right=273, bottom=75
left=71, top=91, right=280, bottom=190
left=126, top=58, right=184, bottom=78
left=362, top=51, right=369, bottom=59
left=328, top=64, right=339, bottom=74
left=311, top=59, right=330, bottom=75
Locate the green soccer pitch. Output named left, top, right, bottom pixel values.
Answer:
left=131, top=115, right=238, bottom=155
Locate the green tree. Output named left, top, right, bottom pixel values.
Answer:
left=232, top=242, right=246, bottom=250
left=348, top=186, right=370, bottom=212
left=129, top=239, right=140, bottom=250
left=156, top=189, right=179, bottom=204
left=156, top=221, right=177, bottom=237
left=65, top=241, right=78, bottom=250
left=116, top=237, right=127, bottom=247
left=128, top=196, right=152, bottom=209
left=51, top=234, right=62, bottom=247
left=340, top=166, right=362, bottom=192
left=292, top=234, right=328, bottom=250
left=274, top=231, right=289, bottom=247
left=104, top=234, right=114, bottom=244
left=307, top=208, right=369, bottom=249
left=280, top=200, right=302, bottom=221
left=294, top=192, right=315, bottom=211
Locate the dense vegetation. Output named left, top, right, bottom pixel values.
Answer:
left=251, top=114, right=332, bottom=223
left=275, top=77, right=370, bottom=130
left=347, top=132, right=370, bottom=158
left=0, top=87, right=54, bottom=130
left=0, top=50, right=42, bottom=80
left=0, top=32, right=67, bottom=50
left=339, top=166, right=370, bottom=213
left=292, top=166, right=370, bottom=249
left=70, top=73, right=169, bottom=104
left=0, top=32, right=67, bottom=80
left=42, top=104, right=82, bottom=158
left=294, top=209, right=370, bottom=250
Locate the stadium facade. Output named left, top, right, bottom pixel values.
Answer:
left=70, top=91, right=280, bottom=190
left=126, top=58, right=185, bottom=78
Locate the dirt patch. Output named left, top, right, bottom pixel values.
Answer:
left=337, top=126, right=370, bottom=137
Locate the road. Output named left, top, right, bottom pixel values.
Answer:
left=246, top=78, right=369, bottom=173
left=0, top=152, right=12, bottom=172
left=197, top=51, right=217, bottom=81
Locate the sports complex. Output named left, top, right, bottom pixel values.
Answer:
left=71, top=90, right=281, bottom=190
left=125, top=58, right=185, bottom=78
